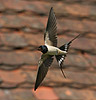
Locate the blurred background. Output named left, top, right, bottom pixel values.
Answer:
left=0, top=0, right=96, bottom=100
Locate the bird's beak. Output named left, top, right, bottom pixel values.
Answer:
left=37, top=48, right=41, bottom=51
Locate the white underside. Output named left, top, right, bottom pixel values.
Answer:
left=45, top=45, right=67, bottom=55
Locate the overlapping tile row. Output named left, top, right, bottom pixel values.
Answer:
left=0, top=0, right=96, bottom=99
left=0, top=0, right=96, bottom=19
left=0, top=15, right=96, bottom=33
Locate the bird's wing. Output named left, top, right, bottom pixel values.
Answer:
left=44, top=7, right=57, bottom=47
left=34, top=54, right=54, bottom=91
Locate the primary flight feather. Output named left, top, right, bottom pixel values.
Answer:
left=34, top=7, right=80, bottom=91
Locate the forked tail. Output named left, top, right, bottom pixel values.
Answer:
left=56, top=33, right=81, bottom=78
left=67, top=33, right=81, bottom=45
left=59, top=33, right=81, bottom=51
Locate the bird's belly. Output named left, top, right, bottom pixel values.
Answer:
left=46, top=45, right=58, bottom=55
left=47, top=50, right=58, bottom=55
left=45, top=45, right=67, bottom=55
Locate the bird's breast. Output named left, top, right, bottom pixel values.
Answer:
left=45, top=45, right=67, bottom=55
left=46, top=45, right=58, bottom=55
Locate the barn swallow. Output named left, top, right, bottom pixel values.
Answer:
left=34, top=7, right=80, bottom=91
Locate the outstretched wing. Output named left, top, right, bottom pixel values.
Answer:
left=44, top=7, right=57, bottom=47
left=34, top=55, right=54, bottom=91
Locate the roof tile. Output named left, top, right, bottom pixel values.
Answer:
left=32, top=87, right=59, bottom=100
left=0, top=70, right=26, bottom=83
left=0, top=51, right=40, bottom=65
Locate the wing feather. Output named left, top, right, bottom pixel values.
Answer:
left=34, top=55, right=54, bottom=91
left=44, top=7, right=57, bottom=47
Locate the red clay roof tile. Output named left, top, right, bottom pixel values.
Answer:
left=0, top=0, right=96, bottom=99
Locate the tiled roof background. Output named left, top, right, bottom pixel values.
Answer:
left=0, top=0, right=96, bottom=100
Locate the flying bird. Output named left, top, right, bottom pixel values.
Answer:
left=34, top=7, right=80, bottom=91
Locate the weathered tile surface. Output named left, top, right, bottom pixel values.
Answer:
left=0, top=0, right=96, bottom=100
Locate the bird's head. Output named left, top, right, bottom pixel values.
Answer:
left=37, top=45, right=48, bottom=54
